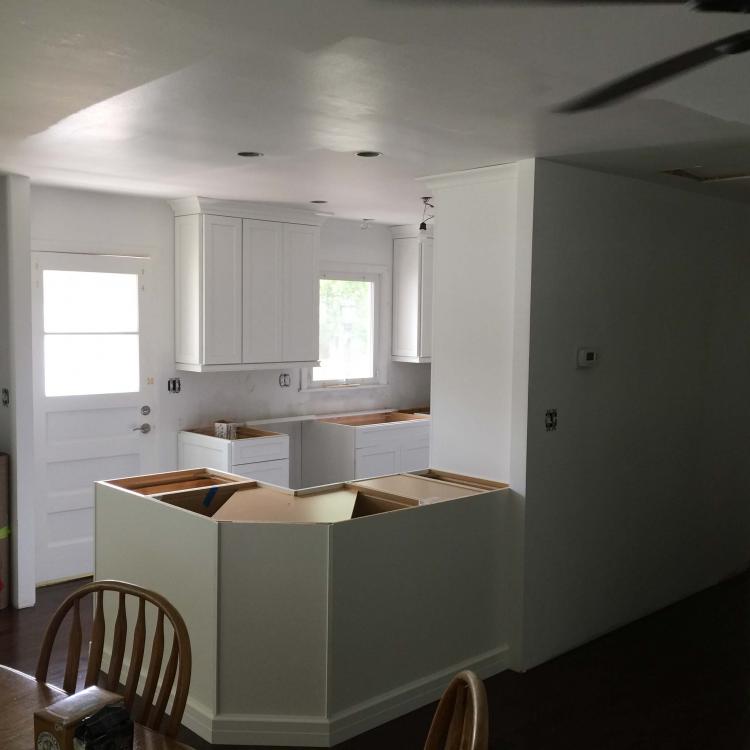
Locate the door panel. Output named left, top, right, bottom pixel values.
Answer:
left=203, top=214, right=242, bottom=364
left=32, top=252, right=157, bottom=584
left=243, top=219, right=283, bottom=363
left=283, top=224, right=319, bottom=362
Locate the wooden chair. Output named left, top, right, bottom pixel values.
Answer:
left=35, top=580, right=192, bottom=738
left=424, top=670, right=489, bottom=750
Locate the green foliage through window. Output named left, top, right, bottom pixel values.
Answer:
left=313, top=278, right=375, bottom=382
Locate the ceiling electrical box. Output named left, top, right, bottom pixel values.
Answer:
left=577, top=348, right=599, bottom=368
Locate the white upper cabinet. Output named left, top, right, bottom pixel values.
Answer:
left=172, top=198, right=322, bottom=372
left=203, top=215, right=243, bottom=364
left=243, top=219, right=283, bottom=363
left=283, top=223, right=319, bottom=363
left=391, top=226, right=433, bottom=363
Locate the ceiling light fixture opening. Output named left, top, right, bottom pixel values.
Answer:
left=356, top=151, right=382, bottom=158
left=237, top=151, right=263, bottom=158
left=310, top=200, right=328, bottom=204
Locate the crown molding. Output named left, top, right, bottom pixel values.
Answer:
left=169, top=196, right=327, bottom=226
left=390, top=224, right=434, bottom=240
left=419, top=162, right=519, bottom=191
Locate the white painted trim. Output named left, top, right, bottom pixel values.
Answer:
left=302, top=261, right=390, bottom=390
left=421, top=162, right=519, bottom=190
left=179, top=644, right=509, bottom=747
left=176, top=360, right=319, bottom=372
left=392, top=355, right=431, bottom=364
left=328, top=644, right=509, bottom=746
left=3, top=175, right=35, bottom=608
left=390, top=224, right=433, bottom=240
left=169, top=197, right=326, bottom=226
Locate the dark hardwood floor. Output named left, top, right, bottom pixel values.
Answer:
left=3, top=572, right=750, bottom=749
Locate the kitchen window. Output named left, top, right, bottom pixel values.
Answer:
left=305, top=264, right=388, bottom=389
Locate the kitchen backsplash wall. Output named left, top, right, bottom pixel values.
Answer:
left=30, top=186, right=430, bottom=470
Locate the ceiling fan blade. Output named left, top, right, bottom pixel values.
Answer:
left=556, top=30, right=750, bottom=112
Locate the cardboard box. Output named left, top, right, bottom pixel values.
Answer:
left=34, top=686, right=123, bottom=750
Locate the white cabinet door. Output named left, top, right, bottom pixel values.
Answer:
left=392, top=237, right=420, bottom=359
left=243, top=219, right=283, bottom=363
left=419, top=238, right=433, bottom=359
left=232, top=459, right=290, bottom=487
left=355, top=444, right=399, bottom=480
left=400, top=440, right=430, bottom=473
left=203, top=214, right=243, bottom=364
left=282, top=224, right=319, bottom=363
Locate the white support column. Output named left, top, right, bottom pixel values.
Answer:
left=0, top=173, right=35, bottom=608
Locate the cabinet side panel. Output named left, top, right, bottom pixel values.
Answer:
left=242, top=219, right=283, bottom=363
left=328, top=491, right=511, bottom=714
left=392, top=237, right=420, bottom=358
left=94, top=483, right=219, bottom=715
left=218, top=522, right=329, bottom=716
left=203, top=215, right=242, bottom=365
left=301, top=422, right=355, bottom=486
left=175, top=215, right=201, bottom=365
left=282, top=224, right=319, bottom=362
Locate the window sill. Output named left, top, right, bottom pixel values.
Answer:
left=302, top=383, right=389, bottom=393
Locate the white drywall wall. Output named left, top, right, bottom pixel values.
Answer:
left=29, top=186, right=430, bottom=472
left=522, top=160, right=750, bottom=667
left=426, top=162, right=535, bottom=669
left=427, top=163, right=529, bottom=482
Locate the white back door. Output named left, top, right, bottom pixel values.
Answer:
left=32, top=252, right=158, bottom=584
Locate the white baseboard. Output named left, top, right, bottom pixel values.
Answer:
left=328, top=644, right=509, bottom=746
left=183, top=644, right=509, bottom=747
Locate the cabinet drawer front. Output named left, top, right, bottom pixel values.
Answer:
left=231, top=458, right=289, bottom=487
left=230, top=435, right=289, bottom=465
left=355, top=422, right=430, bottom=449
left=355, top=445, right=399, bottom=480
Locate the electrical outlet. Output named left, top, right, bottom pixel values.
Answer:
left=1, top=388, right=9, bottom=407
left=167, top=377, right=181, bottom=394
left=278, top=373, right=292, bottom=388
left=545, top=409, right=558, bottom=432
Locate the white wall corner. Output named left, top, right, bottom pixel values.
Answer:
left=1, top=174, right=35, bottom=607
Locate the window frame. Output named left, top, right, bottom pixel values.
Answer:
left=303, top=261, right=389, bottom=390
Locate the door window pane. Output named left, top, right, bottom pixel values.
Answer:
left=313, top=278, right=375, bottom=383
left=42, top=270, right=140, bottom=397
left=43, top=270, right=138, bottom=333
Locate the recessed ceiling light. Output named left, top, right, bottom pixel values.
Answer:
left=310, top=200, right=328, bottom=204
left=237, top=151, right=263, bottom=157
left=356, top=151, right=382, bottom=158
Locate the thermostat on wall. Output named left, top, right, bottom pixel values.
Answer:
left=577, top=348, right=599, bottom=368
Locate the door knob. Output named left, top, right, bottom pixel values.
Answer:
left=132, top=423, right=151, bottom=434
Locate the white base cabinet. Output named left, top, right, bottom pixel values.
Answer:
left=301, top=412, right=430, bottom=487
left=178, top=428, right=290, bottom=487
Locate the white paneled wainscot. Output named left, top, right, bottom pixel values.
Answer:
left=95, top=467, right=511, bottom=747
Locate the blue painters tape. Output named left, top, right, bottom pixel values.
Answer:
left=203, top=487, right=219, bottom=508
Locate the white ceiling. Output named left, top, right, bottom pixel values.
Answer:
left=2, top=0, right=750, bottom=224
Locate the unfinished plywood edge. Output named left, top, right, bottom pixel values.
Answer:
left=184, top=425, right=285, bottom=439
left=317, top=411, right=429, bottom=427
left=410, top=469, right=509, bottom=491
left=103, top=468, right=250, bottom=495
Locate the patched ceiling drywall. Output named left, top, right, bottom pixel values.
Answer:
left=2, top=0, right=750, bottom=223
